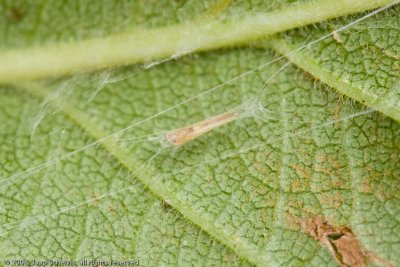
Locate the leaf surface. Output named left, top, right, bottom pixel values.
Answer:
left=0, top=1, right=399, bottom=266
left=0, top=0, right=395, bottom=82
left=268, top=4, right=400, bottom=122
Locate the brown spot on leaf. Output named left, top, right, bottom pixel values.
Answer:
left=331, top=159, right=342, bottom=170
left=254, top=161, right=268, bottom=174
left=319, top=193, right=344, bottom=210
left=314, top=164, right=330, bottom=175
left=316, top=154, right=343, bottom=169
left=9, top=7, right=24, bottom=23
left=289, top=163, right=310, bottom=179
left=284, top=213, right=302, bottom=230
left=302, top=217, right=393, bottom=267
left=291, top=179, right=303, bottom=191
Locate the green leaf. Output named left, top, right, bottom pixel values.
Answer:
left=0, top=0, right=395, bottom=82
left=268, top=5, right=400, bottom=122
left=0, top=1, right=399, bottom=267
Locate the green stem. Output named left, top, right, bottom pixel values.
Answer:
left=269, top=38, right=400, bottom=123
left=0, top=0, right=395, bottom=83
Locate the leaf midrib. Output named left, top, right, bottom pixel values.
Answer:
left=269, top=38, right=400, bottom=123
left=23, top=86, right=262, bottom=266
left=0, top=0, right=395, bottom=83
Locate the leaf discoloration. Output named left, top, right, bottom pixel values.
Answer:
left=302, top=217, right=393, bottom=267
left=303, top=217, right=367, bottom=266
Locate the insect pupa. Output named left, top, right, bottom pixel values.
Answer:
left=150, top=100, right=266, bottom=147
